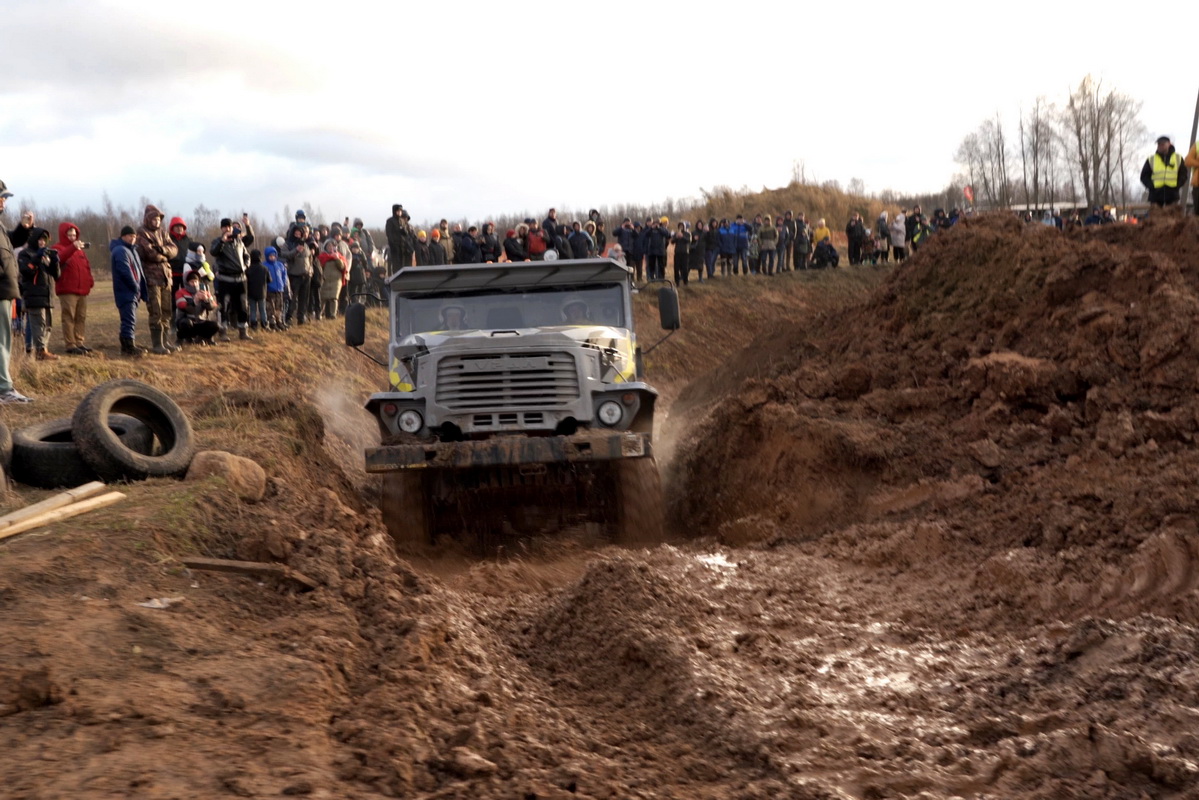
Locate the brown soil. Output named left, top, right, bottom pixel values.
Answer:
left=4, top=215, right=1199, bottom=799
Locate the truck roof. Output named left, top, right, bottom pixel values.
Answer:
left=387, top=258, right=632, bottom=294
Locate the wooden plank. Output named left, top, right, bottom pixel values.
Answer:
left=0, top=491, right=127, bottom=543
left=180, top=557, right=319, bottom=591
left=0, top=482, right=108, bottom=531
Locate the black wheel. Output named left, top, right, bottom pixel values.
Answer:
left=0, top=420, right=11, bottom=472
left=612, top=456, right=665, bottom=546
left=72, top=379, right=196, bottom=481
left=381, top=471, right=432, bottom=554
left=11, top=415, right=154, bottom=489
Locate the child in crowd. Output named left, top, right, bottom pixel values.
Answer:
left=246, top=248, right=268, bottom=331
left=318, top=239, right=345, bottom=320
left=174, top=270, right=219, bottom=346
left=265, top=245, right=288, bottom=330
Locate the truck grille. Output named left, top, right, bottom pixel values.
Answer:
left=436, top=352, right=580, bottom=410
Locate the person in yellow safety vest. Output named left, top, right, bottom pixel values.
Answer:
left=1140, top=135, right=1188, bottom=207
left=1184, top=140, right=1199, bottom=217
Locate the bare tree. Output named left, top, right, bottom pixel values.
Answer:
left=956, top=115, right=1013, bottom=209
left=1059, top=75, right=1143, bottom=208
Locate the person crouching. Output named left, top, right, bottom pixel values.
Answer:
left=174, top=271, right=219, bottom=346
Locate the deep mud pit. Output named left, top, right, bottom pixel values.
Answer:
left=5, top=213, right=1199, bottom=798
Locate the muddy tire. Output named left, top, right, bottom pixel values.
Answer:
left=612, top=456, right=665, bottom=546
left=72, top=379, right=195, bottom=481
left=11, top=415, right=154, bottom=489
left=381, top=470, right=432, bottom=554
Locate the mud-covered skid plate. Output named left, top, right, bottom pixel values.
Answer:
left=366, top=431, right=650, bottom=472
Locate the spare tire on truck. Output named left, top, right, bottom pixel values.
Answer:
left=11, top=415, right=154, bottom=489
left=612, top=455, right=665, bottom=546
left=72, top=379, right=196, bottom=482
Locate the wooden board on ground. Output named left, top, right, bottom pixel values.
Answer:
left=181, top=556, right=319, bottom=591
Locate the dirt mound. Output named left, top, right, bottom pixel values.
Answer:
left=681, top=211, right=1199, bottom=603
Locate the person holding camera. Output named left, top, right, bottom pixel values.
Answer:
left=17, top=227, right=61, bottom=361
left=51, top=221, right=95, bottom=355
left=135, top=204, right=178, bottom=355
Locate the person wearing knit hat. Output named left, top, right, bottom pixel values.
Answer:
left=503, top=228, right=525, bottom=262
left=413, top=230, right=431, bottom=266
left=428, top=228, right=447, bottom=265
left=385, top=204, right=413, bottom=270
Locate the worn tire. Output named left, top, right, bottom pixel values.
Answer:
left=72, top=379, right=195, bottom=481
left=612, top=455, right=666, bottom=546
left=0, top=420, right=11, bottom=472
left=11, top=415, right=154, bottom=489
left=381, top=471, right=433, bottom=554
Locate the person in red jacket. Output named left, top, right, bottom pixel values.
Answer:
left=52, top=221, right=95, bottom=355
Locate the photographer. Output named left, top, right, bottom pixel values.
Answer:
left=17, top=227, right=61, bottom=360
left=51, top=222, right=95, bottom=355
left=135, top=204, right=178, bottom=354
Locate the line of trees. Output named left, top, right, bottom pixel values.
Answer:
left=955, top=75, right=1148, bottom=211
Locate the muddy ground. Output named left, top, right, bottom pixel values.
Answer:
left=4, top=215, right=1199, bottom=799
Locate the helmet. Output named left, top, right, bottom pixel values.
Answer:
left=659, top=216, right=669, bottom=224
left=439, top=302, right=467, bottom=327
left=561, top=296, right=588, bottom=321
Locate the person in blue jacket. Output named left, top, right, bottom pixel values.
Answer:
left=731, top=214, right=750, bottom=275
left=717, top=218, right=736, bottom=276
left=111, top=225, right=148, bottom=357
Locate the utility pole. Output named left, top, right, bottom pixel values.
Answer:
left=1182, top=85, right=1199, bottom=212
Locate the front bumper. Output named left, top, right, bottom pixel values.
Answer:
left=365, top=430, right=651, bottom=472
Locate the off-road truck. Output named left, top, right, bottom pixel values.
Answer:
left=345, top=257, right=680, bottom=550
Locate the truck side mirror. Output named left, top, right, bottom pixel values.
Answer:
left=345, top=301, right=366, bottom=347
left=657, top=286, right=681, bottom=330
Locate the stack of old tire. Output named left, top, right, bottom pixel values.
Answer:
left=0, top=380, right=195, bottom=489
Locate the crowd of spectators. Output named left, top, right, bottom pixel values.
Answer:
left=0, top=179, right=968, bottom=404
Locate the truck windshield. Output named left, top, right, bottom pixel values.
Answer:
left=398, top=283, right=626, bottom=335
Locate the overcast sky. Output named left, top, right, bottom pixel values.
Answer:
left=1, top=0, right=1192, bottom=228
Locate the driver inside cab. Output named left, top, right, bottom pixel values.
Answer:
left=562, top=297, right=591, bottom=324
left=439, top=302, right=467, bottom=331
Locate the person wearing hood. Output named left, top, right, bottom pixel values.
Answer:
left=0, top=180, right=32, bottom=400
left=351, top=217, right=375, bottom=261
left=17, top=227, right=61, bottom=360
left=246, top=249, right=269, bottom=331
left=52, top=221, right=95, bottom=355
left=135, top=204, right=179, bottom=354
left=167, top=217, right=192, bottom=295
left=281, top=224, right=313, bottom=325
left=479, top=222, right=501, bottom=263
left=111, top=225, right=148, bottom=357
left=265, top=245, right=288, bottom=330
left=1141, top=136, right=1188, bottom=207
left=876, top=211, right=891, bottom=263
left=318, top=239, right=346, bottom=320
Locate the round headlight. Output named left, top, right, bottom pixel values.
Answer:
left=597, top=401, right=623, bottom=426
left=398, top=409, right=424, bottom=433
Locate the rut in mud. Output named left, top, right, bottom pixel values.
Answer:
left=4, top=212, right=1199, bottom=799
